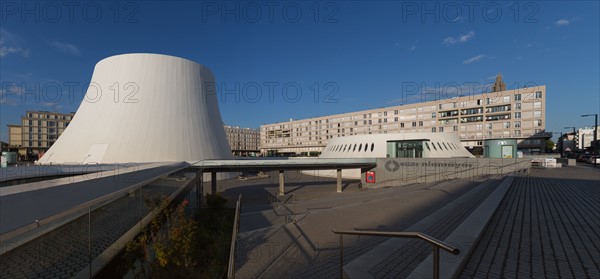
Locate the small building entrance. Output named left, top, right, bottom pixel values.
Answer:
left=386, top=140, right=425, bottom=158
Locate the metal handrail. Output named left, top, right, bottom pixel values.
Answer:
left=331, top=229, right=460, bottom=279
left=227, top=194, right=242, bottom=279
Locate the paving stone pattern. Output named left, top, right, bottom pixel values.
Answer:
left=460, top=167, right=600, bottom=278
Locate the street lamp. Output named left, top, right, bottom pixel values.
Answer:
left=564, top=126, right=576, bottom=152
left=581, top=114, right=598, bottom=167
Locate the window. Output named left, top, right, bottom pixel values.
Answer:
left=486, top=98, right=491, bottom=105
left=358, top=143, right=362, bottom=151
left=370, top=143, right=374, bottom=152
left=425, top=142, right=431, bottom=151
left=437, top=142, right=443, bottom=150
left=487, top=123, right=493, bottom=130
left=439, top=127, right=444, bottom=132
left=534, top=101, right=542, bottom=109
left=504, top=122, right=510, bottom=129
left=394, top=110, right=398, bottom=115
left=353, top=144, right=357, bottom=152
left=503, top=96, right=510, bottom=102
left=515, top=94, right=521, bottom=101
left=453, top=126, right=458, bottom=131
left=534, top=91, right=542, bottom=98
left=534, top=111, right=542, bottom=117
left=364, top=143, right=368, bottom=152
left=401, top=123, right=405, bottom=128
left=535, top=119, right=542, bottom=127
left=515, top=112, right=521, bottom=119
left=432, top=127, right=436, bottom=132
left=431, top=112, right=436, bottom=118
left=515, top=103, right=521, bottom=110
left=418, top=121, right=423, bottom=127
left=412, top=122, right=416, bottom=127
left=514, top=121, right=521, bottom=128
left=514, top=130, right=521, bottom=136
left=431, top=142, right=437, bottom=150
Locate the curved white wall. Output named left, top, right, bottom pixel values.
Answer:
left=320, top=132, right=474, bottom=159
left=307, top=132, right=473, bottom=179
left=39, top=53, right=232, bottom=164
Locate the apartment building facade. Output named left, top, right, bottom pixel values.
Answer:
left=260, top=81, right=548, bottom=156
left=224, top=125, right=260, bottom=156
left=6, top=111, right=75, bottom=160
left=578, top=126, right=600, bottom=150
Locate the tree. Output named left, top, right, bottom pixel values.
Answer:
left=545, top=139, right=555, bottom=152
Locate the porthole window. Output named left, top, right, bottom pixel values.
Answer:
left=442, top=143, right=448, bottom=150
left=365, top=143, right=368, bottom=152
left=432, top=142, right=437, bottom=151
left=437, top=142, right=443, bottom=150
left=353, top=144, right=357, bottom=152
left=343, top=145, right=347, bottom=152
left=370, top=143, right=375, bottom=152
left=358, top=143, right=363, bottom=152
left=425, top=142, right=431, bottom=151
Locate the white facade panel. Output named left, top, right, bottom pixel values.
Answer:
left=39, top=54, right=232, bottom=164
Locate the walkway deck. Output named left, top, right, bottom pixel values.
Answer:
left=460, top=166, right=600, bottom=278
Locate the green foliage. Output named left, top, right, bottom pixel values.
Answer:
left=545, top=139, right=555, bottom=152
left=118, top=194, right=234, bottom=278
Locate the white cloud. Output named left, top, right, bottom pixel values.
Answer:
left=409, top=45, right=416, bottom=51
left=443, top=31, right=475, bottom=45
left=0, top=28, right=29, bottom=57
left=50, top=41, right=80, bottom=55
left=463, top=54, right=486, bottom=64
left=0, top=46, right=29, bottom=57
left=555, top=19, right=570, bottom=26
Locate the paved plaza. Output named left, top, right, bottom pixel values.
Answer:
left=460, top=166, right=600, bottom=278
left=223, top=165, right=600, bottom=278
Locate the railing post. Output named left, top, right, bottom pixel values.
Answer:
left=433, top=246, right=440, bottom=279
left=279, top=170, right=285, bottom=196
left=339, top=234, right=344, bottom=279
left=88, top=205, right=92, bottom=278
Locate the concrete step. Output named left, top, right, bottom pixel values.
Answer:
left=343, top=177, right=505, bottom=278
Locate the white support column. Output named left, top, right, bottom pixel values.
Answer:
left=337, top=169, right=342, bottom=193
left=279, top=170, right=285, bottom=196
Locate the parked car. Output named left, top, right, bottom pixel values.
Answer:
left=577, top=154, right=592, bottom=162
left=586, top=156, right=600, bottom=164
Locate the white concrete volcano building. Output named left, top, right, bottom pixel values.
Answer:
left=38, top=53, right=232, bottom=164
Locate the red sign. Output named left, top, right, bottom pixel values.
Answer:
left=366, top=171, right=376, bottom=183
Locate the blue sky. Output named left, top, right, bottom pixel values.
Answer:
left=1, top=1, right=599, bottom=143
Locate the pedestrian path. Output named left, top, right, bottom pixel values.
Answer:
left=459, top=166, right=600, bottom=278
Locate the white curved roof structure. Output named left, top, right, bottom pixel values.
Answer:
left=320, top=132, right=474, bottom=159
left=307, top=133, right=473, bottom=179
left=39, top=53, right=232, bottom=164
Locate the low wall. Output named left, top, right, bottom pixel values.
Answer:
left=361, top=158, right=530, bottom=188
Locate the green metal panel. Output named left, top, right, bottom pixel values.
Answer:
left=484, top=139, right=518, bottom=158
